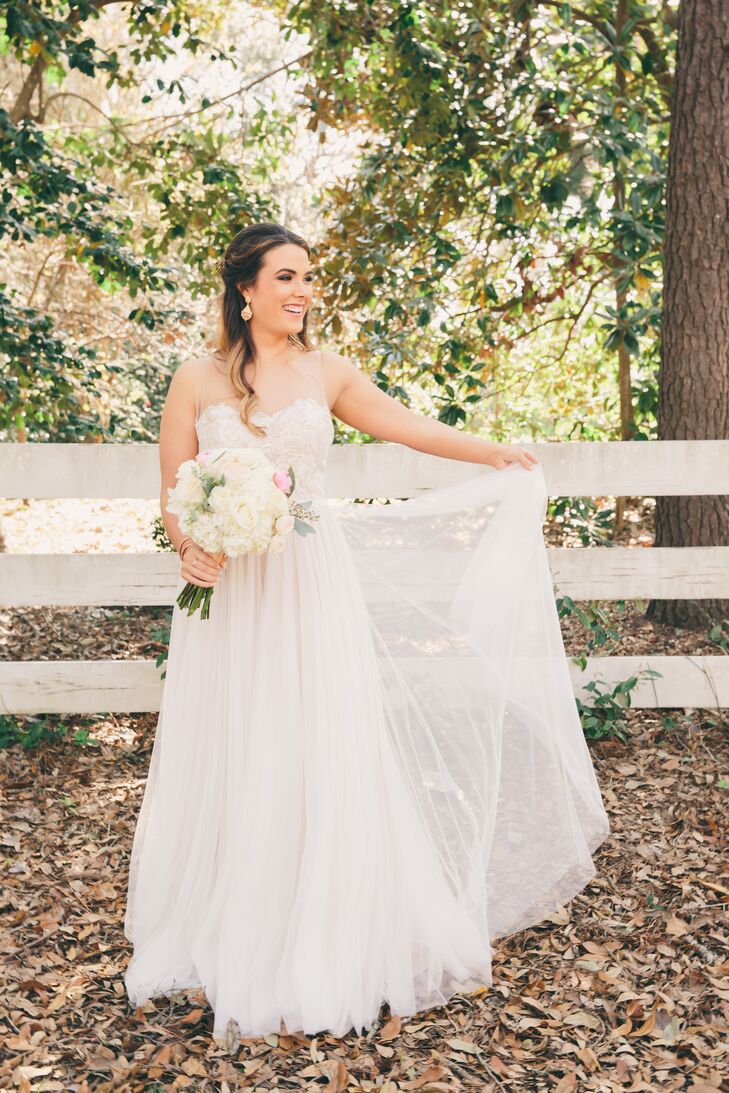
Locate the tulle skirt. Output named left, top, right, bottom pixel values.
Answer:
left=123, top=460, right=610, bottom=1041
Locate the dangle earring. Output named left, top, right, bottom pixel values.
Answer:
left=240, top=296, right=253, bottom=321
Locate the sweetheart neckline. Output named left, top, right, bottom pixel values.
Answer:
left=195, top=396, right=331, bottom=428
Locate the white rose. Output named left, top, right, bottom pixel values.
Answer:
left=268, top=534, right=287, bottom=553
left=275, top=513, right=295, bottom=534
left=207, top=485, right=239, bottom=517
left=217, top=449, right=269, bottom=484
left=232, top=505, right=256, bottom=535
left=169, top=469, right=206, bottom=506
left=260, top=485, right=288, bottom=517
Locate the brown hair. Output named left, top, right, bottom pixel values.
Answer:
left=213, top=221, right=315, bottom=436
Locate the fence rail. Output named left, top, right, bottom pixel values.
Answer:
left=1, top=439, right=728, bottom=715
left=2, top=438, right=729, bottom=498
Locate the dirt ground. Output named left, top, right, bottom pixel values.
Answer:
left=1, top=711, right=726, bottom=1091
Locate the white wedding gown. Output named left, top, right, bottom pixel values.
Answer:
left=124, top=354, right=610, bottom=1041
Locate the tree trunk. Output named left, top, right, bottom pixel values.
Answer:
left=646, top=0, right=729, bottom=629
left=614, top=0, right=632, bottom=537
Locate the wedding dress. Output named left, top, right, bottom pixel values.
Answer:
left=124, top=351, right=610, bottom=1042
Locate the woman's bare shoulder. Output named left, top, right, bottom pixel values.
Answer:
left=316, top=345, right=354, bottom=367
left=172, top=351, right=225, bottom=384
left=303, top=345, right=365, bottom=408
left=308, top=344, right=361, bottom=378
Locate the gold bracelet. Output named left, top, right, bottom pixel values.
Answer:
left=178, top=537, right=193, bottom=559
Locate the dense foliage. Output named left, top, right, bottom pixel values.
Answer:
left=1, top=1, right=677, bottom=442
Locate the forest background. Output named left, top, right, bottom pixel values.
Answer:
left=1, top=1, right=675, bottom=446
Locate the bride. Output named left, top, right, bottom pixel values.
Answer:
left=124, top=220, right=610, bottom=1044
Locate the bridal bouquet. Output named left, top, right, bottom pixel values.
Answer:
left=167, top=446, right=320, bottom=620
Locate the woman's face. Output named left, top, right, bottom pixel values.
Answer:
left=240, top=243, right=315, bottom=335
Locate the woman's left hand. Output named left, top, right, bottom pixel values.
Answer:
left=487, top=443, right=540, bottom=471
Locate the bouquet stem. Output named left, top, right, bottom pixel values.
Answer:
left=176, top=550, right=227, bottom=621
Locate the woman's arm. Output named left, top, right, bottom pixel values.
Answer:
left=159, top=358, right=200, bottom=552
left=159, top=358, right=227, bottom=586
left=325, top=350, right=539, bottom=471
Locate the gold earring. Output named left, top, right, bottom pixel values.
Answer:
left=241, top=298, right=252, bottom=321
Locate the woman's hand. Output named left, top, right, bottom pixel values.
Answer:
left=180, top=543, right=228, bottom=588
left=487, top=443, right=540, bottom=471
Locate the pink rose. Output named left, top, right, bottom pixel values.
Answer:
left=196, top=449, right=213, bottom=467
left=273, top=469, right=293, bottom=494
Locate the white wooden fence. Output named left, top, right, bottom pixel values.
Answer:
left=1, top=438, right=728, bottom=715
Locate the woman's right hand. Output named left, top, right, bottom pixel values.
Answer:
left=180, top=543, right=228, bottom=588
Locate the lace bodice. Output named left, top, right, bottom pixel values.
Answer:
left=195, top=397, right=334, bottom=503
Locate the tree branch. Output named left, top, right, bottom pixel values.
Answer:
left=10, top=0, right=155, bottom=123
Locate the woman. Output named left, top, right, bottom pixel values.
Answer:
left=124, top=220, right=610, bottom=1044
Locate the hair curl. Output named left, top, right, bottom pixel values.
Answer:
left=213, top=221, right=315, bottom=436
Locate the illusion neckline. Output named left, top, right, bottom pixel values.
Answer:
left=195, top=396, right=331, bottom=428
